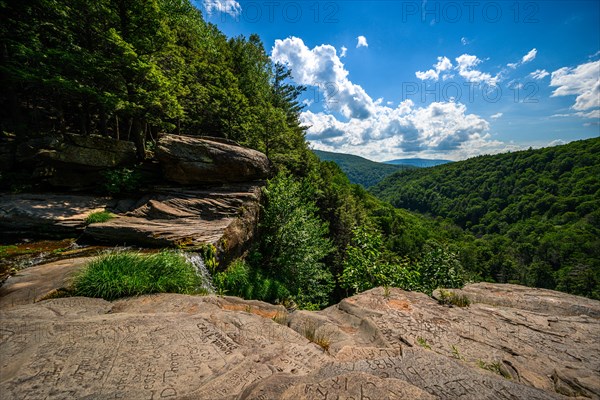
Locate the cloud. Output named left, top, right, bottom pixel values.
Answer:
left=271, top=37, right=376, bottom=120
left=548, top=139, right=566, bottom=147
left=416, top=56, right=453, bottom=81
left=461, top=37, right=469, bottom=46
left=508, top=48, right=537, bottom=69
left=340, top=46, right=348, bottom=58
left=522, top=48, right=537, bottom=64
left=301, top=100, right=495, bottom=159
left=530, top=69, right=550, bottom=80
left=203, top=0, right=241, bottom=17
left=550, top=60, right=600, bottom=115
left=273, top=37, right=506, bottom=160
left=356, top=36, right=368, bottom=48
left=490, top=112, right=503, bottom=119
left=455, top=54, right=499, bottom=86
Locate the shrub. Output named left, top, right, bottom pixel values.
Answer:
left=214, top=258, right=291, bottom=302
left=85, top=211, right=114, bottom=224
left=102, top=168, right=141, bottom=194
left=258, top=173, right=334, bottom=308
left=72, top=250, right=204, bottom=300
left=340, top=227, right=422, bottom=294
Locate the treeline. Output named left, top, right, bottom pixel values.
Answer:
left=1, top=0, right=308, bottom=166
left=371, top=138, right=600, bottom=299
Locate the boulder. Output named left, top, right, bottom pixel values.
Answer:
left=12, top=133, right=137, bottom=189
left=1, top=273, right=598, bottom=399
left=16, top=133, right=137, bottom=169
left=156, top=134, right=271, bottom=184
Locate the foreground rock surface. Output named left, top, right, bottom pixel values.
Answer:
left=1, top=264, right=598, bottom=400
left=156, top=135, right=271, bottom=184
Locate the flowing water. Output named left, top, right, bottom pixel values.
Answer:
left=184, top=252, right=215, bottom=295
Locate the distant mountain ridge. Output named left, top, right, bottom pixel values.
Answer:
left=384, top=158, right=452, bottom=168
left=312, top=150, right=413, bottom=188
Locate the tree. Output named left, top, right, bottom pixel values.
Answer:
left=257, top=173, right=334, bottom=308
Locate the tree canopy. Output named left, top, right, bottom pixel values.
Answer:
left=371, top=138, right=600, bottom=299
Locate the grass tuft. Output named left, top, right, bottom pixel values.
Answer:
left=477, top=360, right=512, bottom=379
left=85, top=211, right=115, bottom=224
left=302, top=320, right=331, bottom=353
left=72, top=250, right=204, bottom=300
left=437, top=289, right=471, bottom=307
left=416, top=336, right=431, bottom=349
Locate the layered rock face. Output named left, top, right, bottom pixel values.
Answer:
left=156, top=135, right=271, bottom=184
left=0, top=184, right=260, bottom=262
left=1, top=133, right=270, bottom=261
left=1, top=265, right=598, bottom=400
left=9, top=133, right=137, bottom=189
left=1, top=133, right=271, bottom=189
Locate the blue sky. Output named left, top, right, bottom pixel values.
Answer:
left=198, top=0, right=600, bottom=161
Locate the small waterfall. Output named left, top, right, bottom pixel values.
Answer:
left=184, top=252, right=216, bottom=295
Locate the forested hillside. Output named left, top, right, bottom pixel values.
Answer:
left=371, top=139, right=600, bottom=299
left=385, top=158, right=452, bottom=168
left=0, top=0, right=309, bottom=169
left=313, top=150, right=412, bottom=187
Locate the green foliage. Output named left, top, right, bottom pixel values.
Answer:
left=214, top=258, right=290, bottom=302
left=416, top=337, right=431, bottom=349
left=102, top=168, right=141, bottom=194
left=416, top=240, right=465, bottom=294
left=0, top=0, right=308, bottom=164
left=313, top=150, right=413, bottom=188
left=340, top=227, right=419, bottom=293
left=72, top=250, right=204, bottom=300
left=85, top=211, right=114, bottom=224
left=256, top=173, right=334, bottom=308
left=371, top=138, right=600, bottom=299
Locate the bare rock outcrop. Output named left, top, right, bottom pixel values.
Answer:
left=1, top=262, right=598, bottom=400
left=156, top=135, right=271, bottom=184
left=0, top=184, right=261, bottom=263
left=84, top=184, right=261, bottom=262
left=11, top=133, right=137, bottom=189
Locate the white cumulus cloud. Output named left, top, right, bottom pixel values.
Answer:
left=455, top=54, right=499, bottom=86
left=508, top=48, right=537, bottom=69
left=340, top=46, right=348, bottom=58
left=203, top=0, right=241, bottom=17
left=530, top=69, right=550, bottom=80
left=416, top=56, right=453, bottom=81
left=550, top=60, right=600, bottom=115
left=271, top=37, right=376, bottom=120
left=522, top=48, right=537, bottom=64
left=273, top=37, right=508, bottom=160
left=490, top=112, right=503, bottom=119
left=356, top=36, right=368, bottom=48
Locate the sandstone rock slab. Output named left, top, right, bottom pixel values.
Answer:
left=2, top=280, right=597, bottom=399
left=156, top=135, right=271, bottom=184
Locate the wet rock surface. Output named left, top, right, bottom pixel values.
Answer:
left=1, top=267, right=598, bottom=399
